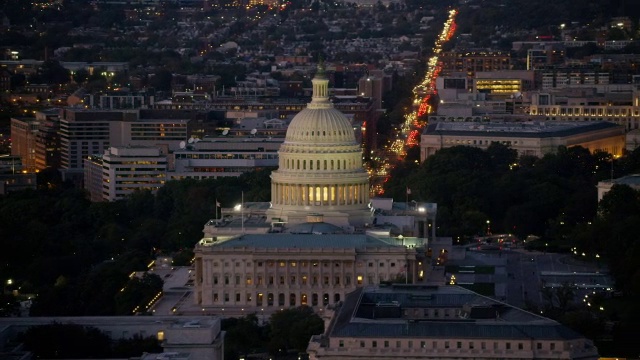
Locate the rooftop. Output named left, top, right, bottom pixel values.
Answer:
left=424, top=121, right=621, bottom=138
left=198, top=233, right=401, bottom=250
left=328, top=285, right=587, bottom=341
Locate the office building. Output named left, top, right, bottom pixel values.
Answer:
left=170, top=136, right=282, bottom=180
left=420, top=121, right=625, bottom=161
left=307, top=285, right=599, bottom=360
left=34, top=109, right=62, bottom=171
left=99, top=146, right=167, bottom=202
left=9, top=117, right=39, bottom=173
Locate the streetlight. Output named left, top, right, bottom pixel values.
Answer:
left=486, top=220, right=491, bottom=235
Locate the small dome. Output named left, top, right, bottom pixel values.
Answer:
left=285, top=108, right=356, bottom=144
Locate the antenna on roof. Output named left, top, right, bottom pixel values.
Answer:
left=250, top=128, right=257, bottom=136
left=188, top=137, right=194, bottom=144
left=179, top=141, right=186, bottom=149
left=222, top=129, right=229, bottom=136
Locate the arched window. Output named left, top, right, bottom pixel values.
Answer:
left=290, top=293, right=296, bottom=306
left=278, top=293, right=285, bottom=306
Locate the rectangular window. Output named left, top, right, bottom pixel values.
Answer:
left=445, top=341, right=450, bottom=349
left=235, top=293, right=240, bottom=302
left=339, top=340, right=344, bottom=348
left=420, top=341, right=426, bottom=348
left=279, top=276, right=285, bottom=285
left=396, top=341, right=401, bottom=348
left=550, top=343, right=555, bottom=350
left=384, top=341, right=389, bottom=348
left=334, top=276, right=340, bottom=285
left=360, top=341, right=365, bottom=348
left=519, top=343, right=524, bottom=350
left=246, top=276, right=252, bottom=285
left=457, top=341, right=462, bottom=349
left=469, top=342, right=474, bottom=349
left=506, top=343, right=511, bottom=350
left=537, top=343, right=542, bottom=349
left=357, top=275, right=363, bottom=285
left=235, top=276, right=240, bottom=285
left=372, top=341, right=377, bottom=348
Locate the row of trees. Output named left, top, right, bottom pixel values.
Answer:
left=0, top=169, right=272, bottom=316
left=384, top=144, right=640, bottom=294
left=16, top=306, right=322, bottom=359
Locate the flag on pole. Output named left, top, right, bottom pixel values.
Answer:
left=406, top=187, right=411, bottom=195
left=216, top=200, right=221, bottom=208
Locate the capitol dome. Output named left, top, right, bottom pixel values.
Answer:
left=284, top=67, right=356, bottom=144
left=267, top=62, right=371, bottom=227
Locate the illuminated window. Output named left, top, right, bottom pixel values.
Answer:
left=157, top=331, right=165, bottom=341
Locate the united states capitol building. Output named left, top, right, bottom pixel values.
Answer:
left=191, top=64, right=598, bottom=359
left=193, top=64, right=436, bottom=315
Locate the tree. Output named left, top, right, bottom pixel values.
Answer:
left=268, top=306, right=324, bottom=354
left=222, top=314, right=266, bottom=359
left=21, top=323, right=112, bottom=358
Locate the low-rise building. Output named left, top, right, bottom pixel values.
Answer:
left=0, top=316, right=223, bottom=360
left=307, top=285, right=599, bottom=360
left=420, top=121, right=625, bottom=161
left=597, top=174, right=640, bottom=202
left=97, top=146, right=167, bottom=202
